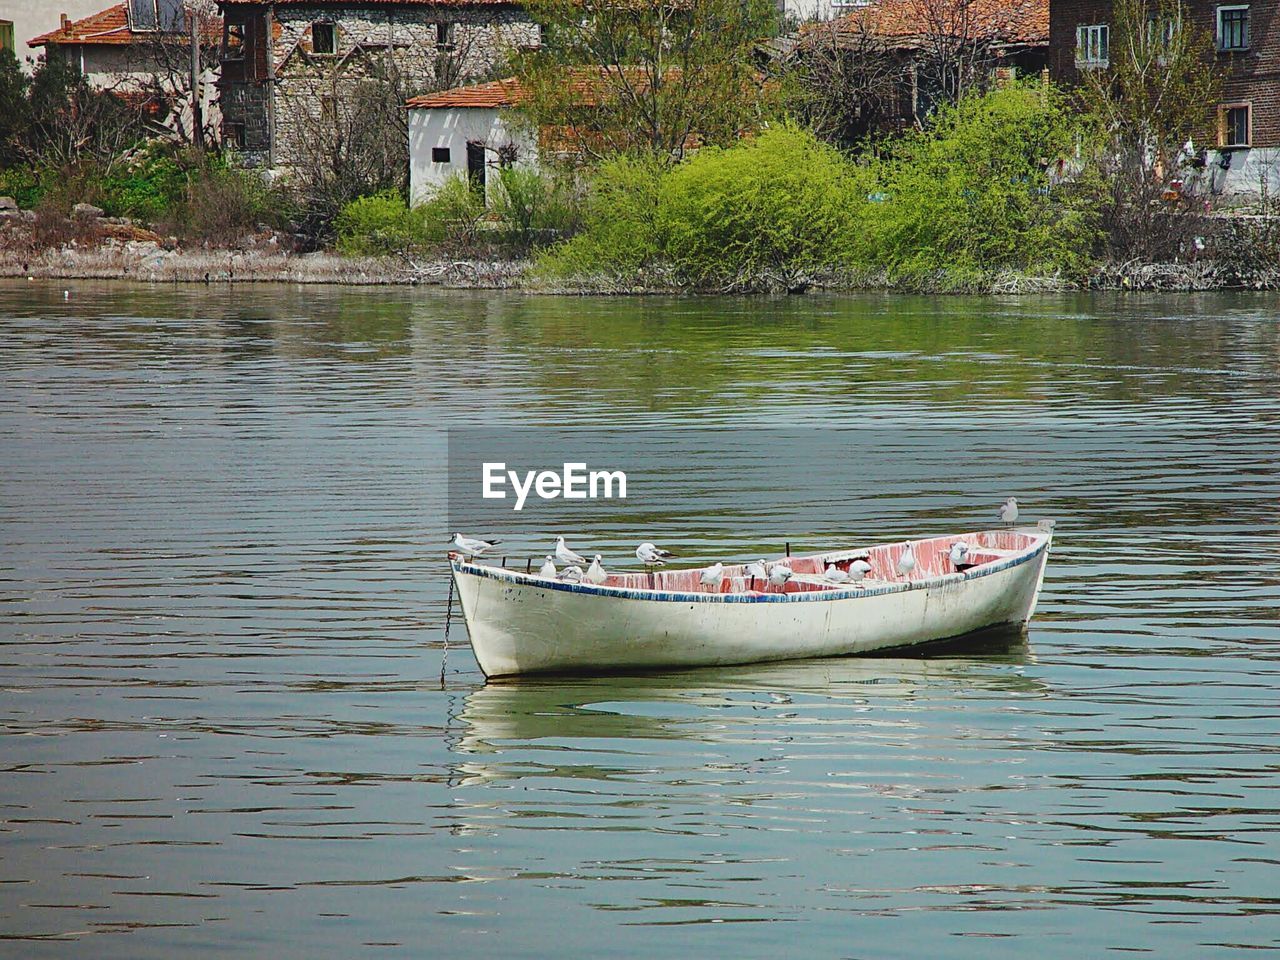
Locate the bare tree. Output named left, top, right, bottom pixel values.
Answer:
left=780, top=17, right=905, bottom=148
left=121, top=0, right=221, bottom=146
left=908, top=0, right=1000, bottom=122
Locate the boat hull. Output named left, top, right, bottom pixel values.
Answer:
left=450, top=529, right=1051, bottom=678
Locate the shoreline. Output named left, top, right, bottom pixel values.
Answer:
left=2, top=247, right=1277, bottom=293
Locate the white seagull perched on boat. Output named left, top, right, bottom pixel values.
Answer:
left=849, top=558, right=873, bottom=582
left=745, top=559, right=768, bottom=581
left=559, top=565, right=584, bottom=583
left=768, top=563, right=794, bottom=588
left=949, top=541, right=971, bottom=569
left=700, top=562, right=726, bottom=591
left=554, top=536, right=587, bottom=566
left=452, top=532, right=499, bottom=558
left=824, top=564, right=851, bottom=584
left=538, top=555, right=556, bottom=579
left=635, top=542, right=674, bottom=566
left=1000, top=497, right=1019, bottom=526
left=896, top=543, right=916, bottom=577
left=586, top=555, right=608, bottom=585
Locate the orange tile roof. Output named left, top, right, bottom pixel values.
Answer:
left=30, top=3, right=130, bottom=46
left=406, top=69, right=687, bottom=110
left=29, top=2, right=223, bottom=47
left=823, top=0, right=1048, bottom=46
left=407, top=78, right=526, bottom=109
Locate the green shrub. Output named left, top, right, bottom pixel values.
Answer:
left=857, top=83, right=1095, bottom=278
left=535, top=155, right=666, bottom=279
left=491, top=167, right=581, bottom=255
left=335, top=191, right=427, bottom=256
left=156, top=154, right=293, bottom=246
left=0, top=166, right=43, bottom=208
left=660, top=124, right=865, bottom=289
left=418, top=175, right=487, bottom=254
left=98, top=143, right=186, bottom=221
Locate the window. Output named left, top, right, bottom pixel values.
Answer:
left=1217, top=5, right=1249, bottom=51
left=225, top=121, right=246, bottom=149
left=128, top=0, right=184, bottom=33
left=431, top=147, right=451, bottom=163
left=223, top=21, right=245, bottom=60
left=320, top=95, right=336, bottom=124
left=1219, top=103, right=1251, bottom=147
left=311, top=21, right=336, bottom=55
left=0, top=20, right=14, bottom=53
left=1076, top=24, right=1109, bottom=67
left=435, top=22, right=455, bottom=49
left=1146, top=13, right=1179, bottom=47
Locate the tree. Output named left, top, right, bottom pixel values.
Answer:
left=24, top=55, right=144, bottom=170
left=1077, top=0, right=1219, bottom=259
left=777, top=17, right=904, bottom=149
left=513, top=0, right=780, bottom=163
left=909, top=0, right=1002, bottom=117
left=120, top=0, right=223, bottom=146
left=0, top=48, right=32, bottom=168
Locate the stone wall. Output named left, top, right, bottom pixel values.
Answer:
left=269, top=4, right=537, bottom=168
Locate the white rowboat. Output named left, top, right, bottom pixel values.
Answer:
left=449, top=524, right=1053, bottom=678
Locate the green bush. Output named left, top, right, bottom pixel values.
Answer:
left=418, top=175, right=487, bottom=254
left=335, top=191, right=427, bottom=256
left=856, top=83, right=1095, bottom=279
left=536, top=155, right=666, bottom=279
left=0, top=166, right=42, bottom=208
left=491, top=167, right=581, bottom=255
left=155, top=154, right=293, bottom=246
left=660, top=124, right=864, bottom=289
left=98, top=143, right=186, bottom=221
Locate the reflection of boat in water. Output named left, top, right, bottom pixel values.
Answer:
left=451, top=627, right=1043, bottom=769
left=449, top=526, right=1053, bottom=677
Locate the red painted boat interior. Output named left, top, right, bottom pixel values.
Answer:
left=586, top=530, right=1040, bottom=595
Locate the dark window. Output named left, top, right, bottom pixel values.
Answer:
left=223, top=21, right=245, bottom=61
left=225, top=121, right=246, bottom=149
left=128, top=0, right=158, bottom=32
left=1220, top=104, right=1250, bottom=147
left=436, top=22, right=455, bottom=48
left=312, top=21, right=336, bottom=55
left=431, top=147, right=451, bottom=163
left=1217, top=6, right=1249, bottom=51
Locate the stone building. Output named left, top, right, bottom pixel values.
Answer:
left=214, top=0, right=538, bottom=168
left=1049, top=0, right=1279, bottom=197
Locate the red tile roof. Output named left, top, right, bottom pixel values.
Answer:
left=30, top=3, right=130, bottom=46
left=825, top=0, right=1048, bottom=46
left=30, top=2, right=222, bottom=47
left=406, top=78, right=526, bottom=109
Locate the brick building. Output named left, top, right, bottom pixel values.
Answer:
left=215, top=0, right=538, bottom=168
left=1049, top=0, right=1279, bottom=196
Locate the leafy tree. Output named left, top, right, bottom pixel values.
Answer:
left=1077, top=0, right=1219, bottom=260
left=513, top=0, right=780, bottom=163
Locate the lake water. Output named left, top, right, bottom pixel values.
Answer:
left=1, top=282, right=1278, bottom=958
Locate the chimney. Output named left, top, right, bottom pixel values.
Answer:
left=61, top=13, right=70, bottom=31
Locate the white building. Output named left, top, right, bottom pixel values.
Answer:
left=407, top=78, right=538, bottom=205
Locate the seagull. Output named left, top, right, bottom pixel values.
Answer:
left=745, top=559, right=768, bottom=580
left=850, top=558, right=873, bottom=582
left=897, top=543, right=916, bottom=577
left=636, top=542, right=674, bottom=566
left=452, top=532, right=499, bottom=558
left=554, top=536, right=586, bottom=566
left=538, top=555, right=556, bottom=579
left=824, top=564, right=851, bottom=584
left=558, top=565, right=584, bottom=583
left=1000, top=497, right=1019, bottom=526
left=949, top=541, right=971, bottom=569
left=700, top=562, right=725, bottom=591
left=586, top=555, right=608, bottom=584
left=767, top=563, right=793, bottom=589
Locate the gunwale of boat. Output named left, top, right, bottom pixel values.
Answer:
left=449, top=527, right=1051, bottom=605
